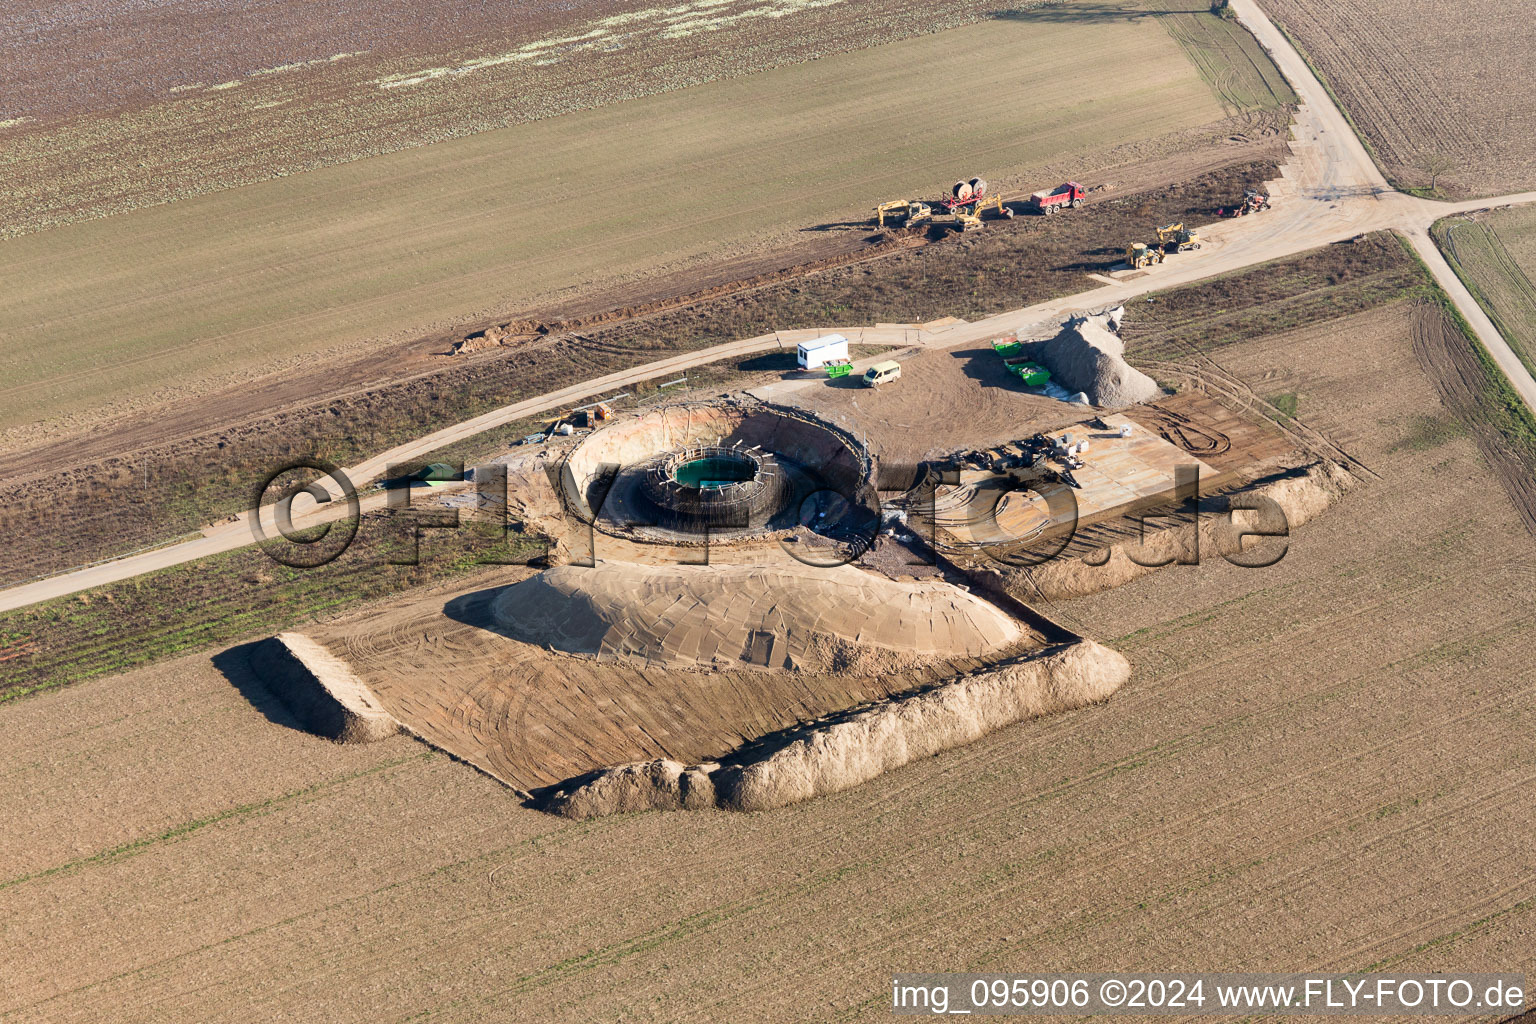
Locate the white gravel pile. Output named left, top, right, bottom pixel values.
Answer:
left=1036, top=308, right=1159, bottom=407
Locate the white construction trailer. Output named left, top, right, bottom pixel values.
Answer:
left=796, top=334, right=849, bottom=370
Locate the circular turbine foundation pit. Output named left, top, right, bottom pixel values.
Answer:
left=562, top=401, right=877, bottom=544
left=642, top=444, right=784, bottom=530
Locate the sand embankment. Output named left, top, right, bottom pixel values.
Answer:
left=248, top=632, right=401, bottom=743
left=491, top=561, right=1024, bottom=673
left=1014, top=461, right=1354, bottom=601
left=541, top=637, right=1129, bottom=818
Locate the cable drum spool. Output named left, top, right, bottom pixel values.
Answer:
left=953, top=180, right=974, bottom=202
left=970, top=177, right=987, bottom=198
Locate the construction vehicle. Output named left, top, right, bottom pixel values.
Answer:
left=536, top=398, right=616, bottom=435
left=940, top=177, right=1013, bottom=228
left=1218, top=187, right=1271, bottom=217
left=1155, top=222, right=1202, bottom=253
left=874, top=199, right=932, bottom=228
left=1125, top=242, right=1164, bottom=269
left=1029, top=181, right=1087, bottom=215
left=952, top=210, right=985, bottom=232
left=874, top=176, right=1013, bottom=233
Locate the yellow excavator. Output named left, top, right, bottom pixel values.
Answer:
left=1125, top=242, right=1164, bottom=269
left=940, top=177, right=1011, bottom=232
left=874, top=199, right=932, bottom=228
left=1156, top=222, right=1202, bottom=253
left=875, top=177, right=1013, bottom=232
left=952, top=210, right=985, bottom=232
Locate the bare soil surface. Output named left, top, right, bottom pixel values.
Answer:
left=307, top=564, right=1040, bottom=789
left=770, top=340, right=1093, bottom=467
left=5, top=297, right=1535, bottom=1020
left=1256, top=0, right=1536, bottom=196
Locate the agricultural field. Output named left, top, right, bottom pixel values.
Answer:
left=0, top=10, right=1285, bottom=447
left=1256, top=0, right=1536, bottom=196
left=5, top=289, right=1536, bottom=1020
left=3, top=11, right=1259, bottom=445
left=0, top=161, right=1287, bottom=589
left=2, top=0, right=992, bottom=232
left=1143, top=0, right=1296, bottom=113
left=1, top=0, right=1288, bottom=234
left=1436, top=206, right=1536, bottom=379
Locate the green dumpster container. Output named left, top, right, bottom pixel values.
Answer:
left=825, top=360, right=853, bottom=378
left=1008, top=361, right=1051, bottom=387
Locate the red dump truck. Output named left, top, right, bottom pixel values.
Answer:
left=1029, top=181, right=1086, bottom=215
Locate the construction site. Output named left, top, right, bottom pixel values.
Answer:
left=5, top=0, right=1536, bottom=1020
left=241, top=277, right=1342, bottom=820
left=219, top=160, right=1313, bottom=818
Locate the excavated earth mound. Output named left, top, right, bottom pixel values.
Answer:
left=248, top=632, right=401, bottom=743
left=490, top=562, right=1023, bottom=674
left=1035, top=309, right=1161, bottom=407
left=541, top=638, right=1131, bottom=818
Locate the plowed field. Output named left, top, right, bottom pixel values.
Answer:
left=1257, top=0, right=1536, bottom=196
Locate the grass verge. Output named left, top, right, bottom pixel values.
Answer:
left=1432, top=216, right=1536, bottom=381
left=0, top=517, right=545, bottom=703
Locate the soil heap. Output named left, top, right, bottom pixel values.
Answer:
left=490, top=562, right=1023, bottom=674
left=1036, top=308, right=1160, bottom=406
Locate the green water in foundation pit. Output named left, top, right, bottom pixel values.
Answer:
left=674, top=456, right=755, bottom=489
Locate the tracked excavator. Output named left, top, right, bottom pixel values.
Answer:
left=874, top=176, right=1013, bottom=232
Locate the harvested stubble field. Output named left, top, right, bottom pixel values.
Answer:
left=1256, top=0, right=1536, bottom=196
left=4, top=298, right=1536, bottom=1021
left=0, top=12, right=1261, bottom=444
left=1436, top=207, right=1536, bottom=380
left=0, top=0, right=1286, bottom=234
left=0, top=160, right=1286, bottom=588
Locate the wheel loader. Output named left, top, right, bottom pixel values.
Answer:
left=1125, top=242, right=1164, bottom=269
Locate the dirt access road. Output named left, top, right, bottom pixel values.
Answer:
left=3, top=0, right=1535, bottom=616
